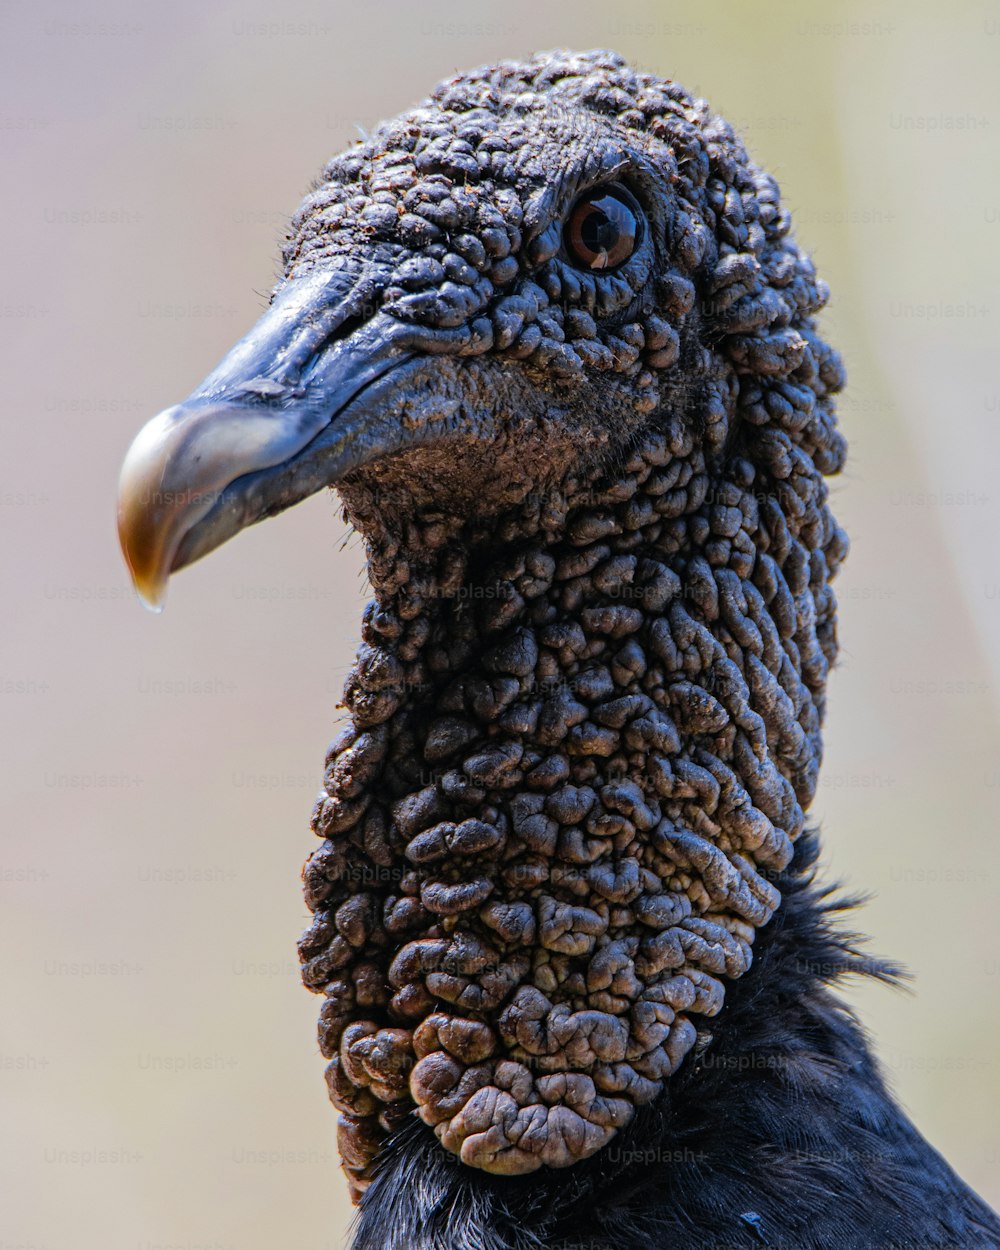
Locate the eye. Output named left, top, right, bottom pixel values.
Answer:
left=564, top=185, right=643, bottom=272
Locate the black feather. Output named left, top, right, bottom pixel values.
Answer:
left=353, top=834, right=1000, bottom=1249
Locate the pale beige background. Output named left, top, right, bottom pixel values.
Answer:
left=2, top=1, right=999, bottom=1246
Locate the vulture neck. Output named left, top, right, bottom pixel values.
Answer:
left=350, top=843, right=917, bottom=1250
left=310, top=419, right=841, bottom=1201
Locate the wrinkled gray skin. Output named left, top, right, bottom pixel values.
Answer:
left=287, top=52, right=847, bottom=1196
left=119, top=50, right=849, bottom=1201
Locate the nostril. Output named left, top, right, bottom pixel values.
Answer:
left=325, top=308, right=369, bottom=344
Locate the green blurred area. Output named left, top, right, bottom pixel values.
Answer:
left=2, top=1, right=998, bottom=1246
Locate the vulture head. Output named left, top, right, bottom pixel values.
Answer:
left=119, top=50, right=847, bottom=1201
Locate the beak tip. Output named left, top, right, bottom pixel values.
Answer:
left=131, top=569, right=168, bottom=614
left=117, top=410, right=188, bottom=614
left=138, top=593, right=167, bottom=615
left=117, top=499, right=169, bottom=615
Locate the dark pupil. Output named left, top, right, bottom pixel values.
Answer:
left=581, top=206, right=619, bottom=254
left=567, top=190, right=639, bottom=270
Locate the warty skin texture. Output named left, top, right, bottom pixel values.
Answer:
left=117, top=49, right=1000, bottom=1249
left=294, top=47, right=846, bottom=1195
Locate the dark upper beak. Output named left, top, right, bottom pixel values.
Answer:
left=117, top=263, right=415, bottom=609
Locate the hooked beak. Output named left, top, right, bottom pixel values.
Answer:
left=117, top=264, right=417, bottom=610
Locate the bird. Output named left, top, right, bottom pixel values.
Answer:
left=117, top=49, right=1000, bottom=1250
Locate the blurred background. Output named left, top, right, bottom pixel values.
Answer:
left=3, top=0, right=999, bottom=1245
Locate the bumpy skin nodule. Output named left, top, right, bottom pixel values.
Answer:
left=291, top=51, right=847, bottom=1199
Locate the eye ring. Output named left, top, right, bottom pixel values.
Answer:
left=564, top=184, right=643, bottom=273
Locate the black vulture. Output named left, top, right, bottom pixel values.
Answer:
left=117, top=50, right=1000, bottom=1250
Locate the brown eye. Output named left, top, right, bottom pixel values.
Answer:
left=564, top=186, right=642, bottom=272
